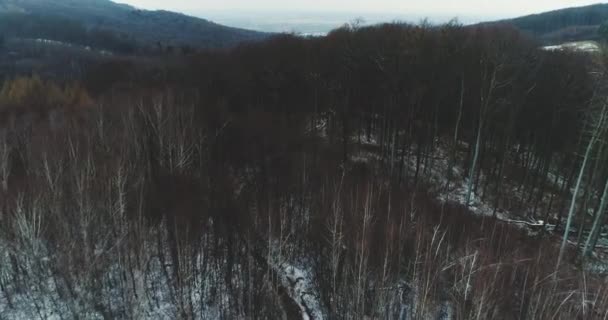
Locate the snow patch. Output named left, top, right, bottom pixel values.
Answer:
left=276, top=263, right=325, bottom=320
left=543, top=41, right=600, bottom=53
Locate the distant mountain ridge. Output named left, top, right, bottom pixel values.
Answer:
left=0, top=0, right=270, bottom=50
left=494, top=3, right=608, bottom=44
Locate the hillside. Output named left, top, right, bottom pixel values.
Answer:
left=496, top=3, right=608, bottom=44
left=0, top=0, right=270, bottom=51
left=1, top=23, right=608, bottom=319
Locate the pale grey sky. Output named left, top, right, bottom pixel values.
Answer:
left=117, top=0, right=602, bottom=18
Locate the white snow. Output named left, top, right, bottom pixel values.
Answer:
left=267, top=237, right=325, bottom=320
left=0, top=225, right=248, bottom=320
left=543, top=41, right=600, bottom=53
left=276, top=263, right=325, bottom=320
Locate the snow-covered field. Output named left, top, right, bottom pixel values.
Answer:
left=543, top=41, right=600, bottom=53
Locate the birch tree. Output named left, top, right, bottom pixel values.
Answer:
left=556, top=103, right=608, bottom=273
left=465, top=57, right=500, bottom=207
left=584, top=164, right=608, bottom=258
left=582, top=53, right=608, bottom=259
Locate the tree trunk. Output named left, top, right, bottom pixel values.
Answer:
left=584, top=151, right=608, bottom=258
left=465, top=119, right=483, bottom=207
left=556, top=105, right=607, bottom=275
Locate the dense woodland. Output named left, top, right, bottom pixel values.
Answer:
left=0, top=0, right=269, bottom=50
left=0, top=12, right=138, bottom=54
left=495, top=3, right=608, bottom=44
left=506, top=3, right=608, bottom=34
left=0, top=22, right=608, bottom=319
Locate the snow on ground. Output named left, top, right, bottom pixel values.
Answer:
left=401, top=142, right=511, bottom=220
left=543, top=41, right=600, bottom=53
left=267, top=238, right=326, bottom=320
left=349, top=135, right=608, bottom=262
left=0, top=255, right=243, bottom=320
left=4, top=123, right=607, bottom=318
left=0, top=227, right=247, bottom=320
left=32, top=38, right=113, bottom=55
left=275, top=263, right=325, bottom=320
left=348, top=136, right=551, bottom=231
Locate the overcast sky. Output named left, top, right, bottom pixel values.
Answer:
left=117, top=0, right=602, bottom=18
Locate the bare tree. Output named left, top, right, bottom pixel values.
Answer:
left=556, top=103, right=608, bottom=274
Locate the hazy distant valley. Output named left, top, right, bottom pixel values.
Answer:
left=202, top=10, right=495, bottom=35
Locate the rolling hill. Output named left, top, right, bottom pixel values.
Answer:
left=0, top=0, right=270, bottom=51
left=495, top=3, right=608, bottom=44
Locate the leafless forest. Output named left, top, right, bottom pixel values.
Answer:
left=1, top=22, right=608, bottom=319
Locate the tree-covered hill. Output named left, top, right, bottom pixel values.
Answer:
left=494, top=3, right=608, bottom=44
left=0, top=0, right=270, bottom=52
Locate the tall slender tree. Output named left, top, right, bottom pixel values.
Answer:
left=556, top=103, right=608, bottom=274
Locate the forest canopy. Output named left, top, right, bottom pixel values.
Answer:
left=0, top=21, right=606, bottom=319
left=0, top=75, right=93, bottom=112
left=0, top=12, right=137, bottom=53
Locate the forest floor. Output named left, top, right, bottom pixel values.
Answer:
left=2, top=122, right=608, bottom=320
left=349, top=132, right=608, bottom=272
